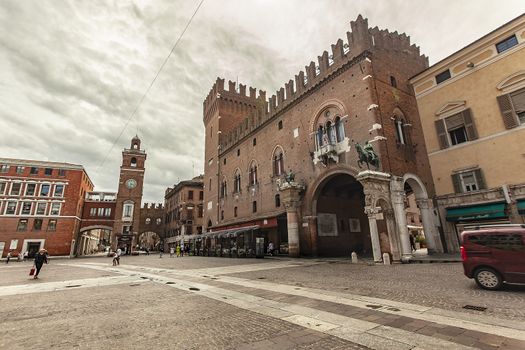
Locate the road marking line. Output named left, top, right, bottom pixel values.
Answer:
left=0, top=275, right=146, bottom=296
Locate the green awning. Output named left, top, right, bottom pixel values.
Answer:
left=518, top=199, right=525, bottom=215
left=446, top=202, right=507, bottom=222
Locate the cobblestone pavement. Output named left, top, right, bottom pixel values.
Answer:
left=228, top=259, right=525, bottom=322
left=0, top=255, right=524, bottom=349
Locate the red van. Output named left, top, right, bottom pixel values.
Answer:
left=460, top=225, right=525, bottom=290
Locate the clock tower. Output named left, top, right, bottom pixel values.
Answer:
left=112, top=135, right=146, bottom=252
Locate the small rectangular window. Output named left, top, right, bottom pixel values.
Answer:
left=278, top=120, right=283, bottom=130
left=36, top=203, right=47, bottom=215
left=237, top=149, right=240, bottom=156
left=10, top=182, right=21, bottom=196
left=496, top=35, right=518, bottom=54
left=435, top=69, right=451, bottom=84
left=58, top=169, right=66, bottom=177
left=449, top=126, right=468, bottom=145
left=199, top=191, right=204, bottom=200
left=50, top=203, right=61, bottom=216
left=253, top=138, right=257, bottom=146
left=461, top=172, right=478, bottom=192
left=25, top=183, right=36, bottom=196
left=90, top=207, right=97, bottom=216
left=33, top=219, right=43, bottom=231
left=0, top=182, right=5, bottom=194
left=104, top=208, right=111, bottom=217
left=30, top=167, right=39, bottom=175
left=44, top=168, right=53, bottom=176
left=390, top=76, right=397, bottom=88
left=5, top=201, right=17, bottom=215
left=54, top=184, right=64, bottom=197
left=21, top=202, right=32, bottom=215
left=40, top=184, right=50, bottom=196
left=0, top=165, right=9, bottom=173
left=16, top=166, right=25, bottom=174
left=47, top=219, right=57, bottom=231
left=97, top=207, right=104, bottom=216
left=17, top=219, right=28, bottom=231
left=252, top=201, right=257, bottom=213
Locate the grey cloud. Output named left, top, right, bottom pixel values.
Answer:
left=2, top=0, right=525, bottom=202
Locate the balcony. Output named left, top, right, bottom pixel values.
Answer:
left=313, top=138, right=351, bottom=165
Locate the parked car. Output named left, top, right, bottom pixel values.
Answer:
left=460, top=225, right=525, bottom=290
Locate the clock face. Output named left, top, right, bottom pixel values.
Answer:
left=125, top=179, right=137, bottom=189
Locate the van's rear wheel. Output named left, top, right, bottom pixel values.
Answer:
left=474, top=268, right=502, bottom=290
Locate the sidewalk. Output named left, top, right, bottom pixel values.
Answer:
left=409, top=248, right=461, bottom=263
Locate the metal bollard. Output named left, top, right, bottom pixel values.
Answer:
left=351, top=251, right=358, bottom=264
left=382, top=252, right=391, bottom=265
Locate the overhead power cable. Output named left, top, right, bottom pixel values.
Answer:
left=96, top=0, right=205, bottom=173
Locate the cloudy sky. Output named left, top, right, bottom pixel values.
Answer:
left=1, top=1, right=524, bottom=202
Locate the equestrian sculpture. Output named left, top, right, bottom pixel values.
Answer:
left=355, top=141, right=380, bottom=170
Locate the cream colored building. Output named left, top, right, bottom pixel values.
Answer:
left=410, top=14, right=525, bottom=253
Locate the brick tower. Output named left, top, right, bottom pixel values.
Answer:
left=112, top=135, right=146, bottom=253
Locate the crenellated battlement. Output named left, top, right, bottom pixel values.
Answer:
left=142, top=202, right=164, bottom=210
left=203, top=77, right=268, bottom=124
left=205, top=14, right=428, bottom=153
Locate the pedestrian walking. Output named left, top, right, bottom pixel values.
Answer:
left=33, top=249, right=48, bottom=279
left=23, top=251, right=29, bottom=261
left=145, top=247, right=150, bottom=256
left=170, top=246, right=175, bottom=258
left=409, top=234, right=416, bottom=252
left=159, top=248, right=163, bottom=258
left=180, top=242, right=185, bottom=257
left=267, top=242, right=275, bottom=256
left=6, top=251, right=11, bottom=264
left=112, top=251, right=120, bottom=266
left=176, top=244, right=181, bottom=257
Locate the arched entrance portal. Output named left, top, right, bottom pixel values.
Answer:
left=138, top=231, right=160, bottom=251
left=77, top=226, right=112, bottom=256
left=314, top=174, right=371, bottom=256
left=402, top=174, right=443, bottom=254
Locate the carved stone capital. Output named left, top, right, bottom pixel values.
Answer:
left=416, top=198, right=430, bottom=209
left=279, top=184, right=304, bottom=212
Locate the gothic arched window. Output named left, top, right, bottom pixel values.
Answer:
left=335, top=116, right=345, bottom=142
left=249, top=161, right=258, bottom=186
left=233, top=170, right=241, bottom=193
left=273, top=148, right=284, bottom=176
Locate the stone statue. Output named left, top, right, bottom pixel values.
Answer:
left=285, top=169, right=295, bottom=184
left=355, top=141, right=380, bottom=170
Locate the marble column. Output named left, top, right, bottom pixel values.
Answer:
left=365, top=207, right=382, bottom=263
left=417, top=198, right=443, bottom=254
left=391, top=190, right=413, bottom=260
left=385, top=209, right=401, bottom=261
left=279, top=182, right=305, bottom=258
left=357, top=170, right=392, bottom=263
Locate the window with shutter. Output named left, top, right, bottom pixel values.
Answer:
left=462, top=109, right=478, bottom=140
left=510, top=89, right=525, bottom=124
left=496, top=94, right=519, bottom=129
left=451, top=173, right=462, bottom=193
left=435, top=119, right=448, bottom=149
left=473, top=168, right=486, bottom=190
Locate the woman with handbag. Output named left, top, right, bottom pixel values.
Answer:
left=33, top=249, right=48, bottom=279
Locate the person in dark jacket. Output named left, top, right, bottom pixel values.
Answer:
left=33, top=249, right=48, bottom=279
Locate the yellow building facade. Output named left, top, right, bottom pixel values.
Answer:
left=410, top=14, right=525, bottom=253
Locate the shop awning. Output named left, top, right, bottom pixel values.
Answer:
left=446, top=202, right=507, bottom=222
left=205, top=225, right=259, bottom=239
left=518, top=199, right=525, bottom=215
